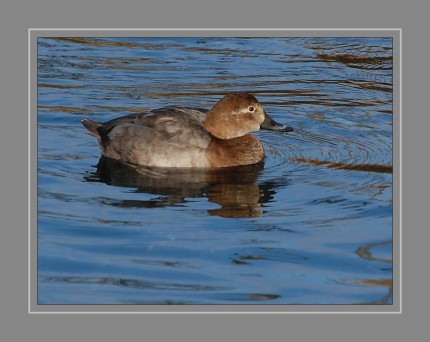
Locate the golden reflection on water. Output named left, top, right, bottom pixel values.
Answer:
left=360, top=279, right=393, bottom=305
left=296, top=157, right=393, bottom=174
left=53, top=37, right=163, bottom=49
left=316, top=53, right=392, bottom=66
left=86, top=157, right=267, bottom=218
left=356, top=240, right=392, bottom=304
left=362, top=279, right=393, bottom=287
left=208, top=184, right=263, bottom=218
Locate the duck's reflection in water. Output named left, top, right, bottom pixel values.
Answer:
left=85, top=156, right=286, bottom=218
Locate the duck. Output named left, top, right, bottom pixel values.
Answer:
left=81, top=92, right=293, bottom=168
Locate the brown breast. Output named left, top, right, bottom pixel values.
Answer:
left=206, top=134, right=265, bottom=168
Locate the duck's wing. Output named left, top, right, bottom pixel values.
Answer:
left=98, top=106, right=210, bottom=150
left=138, top=106, right=208, bottom=124
left=133, top=106, right=211, bottom=149
left=83, top=106, right=212, bottom=160
left=98, top=106, right=208, bottom=129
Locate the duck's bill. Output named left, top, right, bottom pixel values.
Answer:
left=261, top=112, right=294, bottom=132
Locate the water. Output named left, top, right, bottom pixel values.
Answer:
left=37, top=37, right=393, bottom=305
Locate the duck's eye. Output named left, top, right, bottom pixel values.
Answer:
left=248, top=106, right=255, bottom=112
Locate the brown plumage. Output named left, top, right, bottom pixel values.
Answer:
left=82, top=92, right=293, bottom=168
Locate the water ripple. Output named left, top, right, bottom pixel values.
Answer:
left=37, top=37, right=393, bottom=305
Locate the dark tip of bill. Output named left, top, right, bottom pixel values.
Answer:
left=261, top=114, right=294, bottom=133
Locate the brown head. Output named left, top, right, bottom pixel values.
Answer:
left=204, top=92, right=293, bottom=139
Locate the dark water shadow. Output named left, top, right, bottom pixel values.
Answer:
left=84, top=157, right=289, bottom=218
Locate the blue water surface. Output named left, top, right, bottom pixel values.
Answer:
left=37, top=37, right=393, bottom=305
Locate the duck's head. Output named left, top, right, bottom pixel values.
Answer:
left=204, top=92, right=293, bottom=139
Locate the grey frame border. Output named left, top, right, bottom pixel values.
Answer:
left=29, top=28, right=401, bottom=314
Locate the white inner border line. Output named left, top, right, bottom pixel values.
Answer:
left=29, top=28, right=401, bottom=30
left=29, top=28, right=401, bottom=314
left=28, top=28, right=32, bottom=314
left=398, top=28, right=402, bottom=314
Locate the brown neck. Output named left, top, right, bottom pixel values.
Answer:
left=205, top=134, right=265, bottom=167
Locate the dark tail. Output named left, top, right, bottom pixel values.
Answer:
left=82, top=118, right=114, bottom=150
left=81, top=119, right=102, bottom=137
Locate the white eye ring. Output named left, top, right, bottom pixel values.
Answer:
left=248, top=106, right=255, bottom=112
